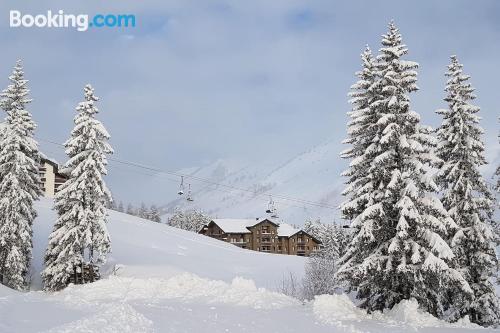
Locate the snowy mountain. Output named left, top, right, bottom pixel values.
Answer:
left=0, top=198, right=494, bottom=332
left=162, top=139, right=345, bottom=225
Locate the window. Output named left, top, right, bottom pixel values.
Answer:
left=307, top=238, right=309, bottom=243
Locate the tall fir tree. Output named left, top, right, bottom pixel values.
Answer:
left=435, top=56, right=500, bottom=326
left=340, top=45, right=379, bottom=221
left=0, top=60, right=41, bottom=290
left=42, top=85, right=113, bottom=291
left=337, top=22, right=471, bottom=317
left=495, top=118, right=500, bottom=246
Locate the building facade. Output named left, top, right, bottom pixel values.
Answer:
left=199, top=218, right=321, bottom=256
left=39, top=157, right=68, bottom=198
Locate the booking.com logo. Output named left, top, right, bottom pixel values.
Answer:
left=9, top=10, right=136, bottom=32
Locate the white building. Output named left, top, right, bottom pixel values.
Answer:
left=39, top=158, right=68, bottom=198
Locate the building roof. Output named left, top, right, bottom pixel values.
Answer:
left=276, top=223, right=300, bottom=237
left=211, top=219, right=256, bottom=234
left=210, top=218, right=280, bottom=234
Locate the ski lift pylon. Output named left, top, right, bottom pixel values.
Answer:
left=266, top=195, right=278, bottom=218
left=186, top=183, right=194, bottom=202
left=265, top=195, right=273, bottom=214
left=270, top=205, right=279, bottom=219
left=178, top=176, right=185, bottom=195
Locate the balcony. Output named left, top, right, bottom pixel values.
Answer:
left=230, top=240, right=248, bottom=244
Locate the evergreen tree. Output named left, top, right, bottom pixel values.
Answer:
left=435, top=56, right=500, bottom=326
left=0, top=60, right=41, bottom=290
left=117, top=201, right=124, bottom=213
left=340, top=46, right=379, bottom=222
left=138, top=202, right=147, bottom=219
left=168, top=208, right=210, bottom=232
left=337, top=22, right=471, bottom=317
left=149, top=205, right=162, bottom=223
left=126, top=203, right=135, bottom=215
left=304, top=219, right=351, bottom=261
left=42, top=85, right=113, bottom=291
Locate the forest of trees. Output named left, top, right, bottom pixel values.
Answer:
left=108, top=200, right=162, bottom=223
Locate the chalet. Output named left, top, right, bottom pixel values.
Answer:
left=199, top=218, right=321, bottom=256
left=39, top=157, right=68, bottom=197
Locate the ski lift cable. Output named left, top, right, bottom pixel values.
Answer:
left=36, top=137, right=340, bottom=210
left=37, top=136, right=338, bottom=210
left=45, top=145, right=323, bottom=211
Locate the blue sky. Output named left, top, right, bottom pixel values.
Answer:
left=0, top=0, right=499, bottom=204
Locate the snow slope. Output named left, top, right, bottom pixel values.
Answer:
left=0, top=198, right=496, bottom=332
left=31, top=198, right=305, bottom=290
left=163, top=139, right=344, bottom=225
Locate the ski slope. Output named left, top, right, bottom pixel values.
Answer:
left=31, top=198, right=305, bottom=290
left=163, top=139, right=345, bottom=225
left=0, top=198, right=496, bottom=333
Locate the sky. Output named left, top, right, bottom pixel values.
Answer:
left=0, top=0, right=499, bottom=205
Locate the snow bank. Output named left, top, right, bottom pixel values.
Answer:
left=57, top=273, right=299, bottom=310
left=41, top=304, right=154, bottom=333
left=313, top=294, right=481, bottom=331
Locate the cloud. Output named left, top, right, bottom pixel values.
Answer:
left=0, top=0, right=498, bottom=203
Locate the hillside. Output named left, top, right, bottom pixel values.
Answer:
left=31, top=198, right=305, bottom=290
left=162, top=139, right=345, bottom=225
left=0, top=198, right=495, bottom=332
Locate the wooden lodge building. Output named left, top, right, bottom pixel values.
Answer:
left=199, top=218, right=321, bottom=256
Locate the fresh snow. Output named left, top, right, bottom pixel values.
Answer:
left=0, top=198, right=496, bottom=332
left=162, top=140, right=344, bottom=225
left=31, top=198, right=305, bottom=290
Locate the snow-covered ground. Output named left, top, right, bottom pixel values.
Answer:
left=0, top=198, right=496, bottom=333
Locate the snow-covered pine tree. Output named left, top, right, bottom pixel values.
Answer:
left=117, top=201, right=124, bottom=213
left=495, top=118, right=500, bottom=247
left=126, top=203, right=135, bottom=215
left=303, top=219, right=353, bottom=299
left=337, top=22, right=471, bottom=317
left=138, top=202, right=147, bottom=219
left=149, top=205, right=162, bottom=223
left=340, top=46, right=379, bottom=222
left=42, top=85, right=113, bottom=291
left=0, top=60, right=41, bottom=290
left=435, top=56, right=500, bottom=326
left=168, top=208, right=210, bottom=232
left=304, top=219, right=351, bottom=261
